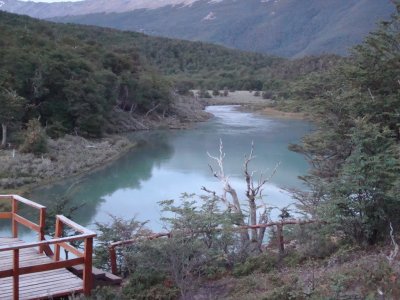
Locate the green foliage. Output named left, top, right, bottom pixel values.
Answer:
left=197, top=89, right=212, bottom=98
left=233, top=253, right=278, bottom=277
left=94, top=216, right=148, bottom=271
left=0, top=12, right=173, bottom=138
left=122, top=270, right=179, bottom=300
left=291, top=3, right=400, bottom=244
left=0, top=88, right=26, bottom=146
left=19, top=119, right=48, bottom=154
left=0, top=89, right=25, bottom=126
left=94, top=194, right=240, bottom=298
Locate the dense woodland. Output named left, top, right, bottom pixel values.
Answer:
left=0, top=2, right=400, bottom=299
left=0, top=11, right=340, bottom=143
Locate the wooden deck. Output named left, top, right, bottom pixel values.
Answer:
left=0, top=238, right=83, bottom=300
left=0, top=195, right=97, bottom=300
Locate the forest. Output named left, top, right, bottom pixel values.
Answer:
left=0, top=10, right=339, bottom=143
left=0, top=1, right=399, bottom=298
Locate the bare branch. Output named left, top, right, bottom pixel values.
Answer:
left=387, top=222, right=399, bottom=264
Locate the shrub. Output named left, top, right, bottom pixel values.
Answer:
left=19, top=119, right=48, bottom=155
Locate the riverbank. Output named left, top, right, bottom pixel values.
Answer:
left=0, top=94, right=212, bottom=195
left=259, top=106, right=306, bottom=120
left=200, top=90, right=306, bottom=120
left=0, top=135, right=134, bottom=194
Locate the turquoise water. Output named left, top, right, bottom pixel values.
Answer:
left=12, top=106, right=311, bottom=239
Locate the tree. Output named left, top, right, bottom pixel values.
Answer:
left=20, top=119, right=48, bottom=155
left=291, top=1, right=400, bottom=244
left=0, top=89, right=25, bottom=147
left=204, top=140, right=279, bottom=252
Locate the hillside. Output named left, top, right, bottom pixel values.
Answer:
left=1, top=0, right=395, bottom=57
left=1, top=11, right=320, bottom=141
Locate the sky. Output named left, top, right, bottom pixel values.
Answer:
left=20, top=0, right=84, bottom=2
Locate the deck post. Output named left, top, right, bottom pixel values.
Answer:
left=54, top=216, right=63, bottom=261
left=13, top=248, right=19, bottom=300
left=39, top=207, right=46, bottom=254
left=83, top=237, right=93, bottom=296
left=11, top=197, right=18, bottom=238
left=277, top=224, right=284, bottom=255
left=109, top=246, right=117, bottom=275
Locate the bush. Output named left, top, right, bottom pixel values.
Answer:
left=262, top=91, right=273, bottom=99
left=19, top=119, right=48, bottom=155
left=46, top=121, right=67, bottom=139
left=198, top=89, right=212, bottom=98
left=233, top=253, right=278, bottom=277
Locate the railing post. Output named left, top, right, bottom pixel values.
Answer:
left=109, top=246, right=117, bottom=275
left=54, top=216, right=63, bottom=261
left=11, top=197, right=18, bottom=238
left=83, top=237, right=93, bottom=296
left=13, top=248, right=19, bottom=300
left=39, top=207, right=46, bottom=254
left=277, top=224, right=284, bottom=255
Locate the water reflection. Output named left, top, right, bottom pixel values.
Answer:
left=22, top=106, right=312, bottom=233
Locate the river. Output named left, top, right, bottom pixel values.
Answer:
left=4, top=106, right=312, bottom=239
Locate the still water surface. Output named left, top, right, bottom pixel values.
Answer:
left=11, top=106, right=312, bottom=239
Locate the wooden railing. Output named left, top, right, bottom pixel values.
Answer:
left=0, top=194, right=46, bottom=252
left=0, top=195, right=96, bottom=300
left=108, top=219, right=319, bottom=275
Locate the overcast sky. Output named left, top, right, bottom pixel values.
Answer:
left=20, top=0, right=84, bottom=2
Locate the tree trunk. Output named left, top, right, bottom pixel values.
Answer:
left=277, top=224, right=285, bottom=255
left=249, top=198, right=257, bottom=241
left=1, top=123, right=7, bottom=147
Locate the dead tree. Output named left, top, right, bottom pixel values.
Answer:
left=203, top=140, right=279, bottom=252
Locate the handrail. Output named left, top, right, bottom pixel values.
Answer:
left=108, top=219, right=320, bottom=275
left=0, top=194, right=46, bottom=253
left=0, top=194, right=46, bottom=209
left=0, top=233, right=96, bottom=252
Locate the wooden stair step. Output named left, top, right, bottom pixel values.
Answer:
left=68, top=265, right=106, bottom=279
left=103, top=272, right=122, bottom=285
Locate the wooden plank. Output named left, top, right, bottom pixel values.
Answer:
left=38, top=207, right=45, bottom=254
left=54, top=217, right=63, bottom=261
left=59, top=242, right=84, bottom=257
left=0, top=212, right=12, bottom=219
left=0, top=268, right=84, bottom=300
left=19, top=257, right=84, bottom=275
left=68, top=265, right=106, bottom=279
left=0, top=271, right=75, bottom=288
left=2, top=277, right=81, bottom=294
left=13, top=215, right=40, bottom=233
left=13, top=248, right=19, bottom=300
left=10, top=195, right=45, bottom=209
left=0, top=233, right=96, bottom=251
left=57, top=215, right=96, bottom=235
left=11, top=199, right=17, bottom=238
left=103, top=272, right=123, bottom=285
left=0, top=257, right=54, bottom=272
left=83, top=237, right=93, bottom=295
left=2, top=283, right=83, bottom=300
left=1, top=280, right=82, bottom=297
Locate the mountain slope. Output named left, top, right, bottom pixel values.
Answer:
left=1, top=0, right=395, bottom=57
